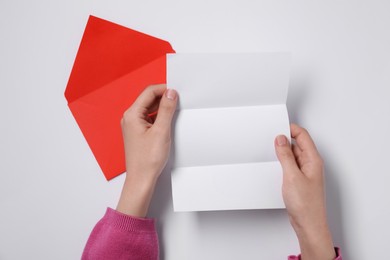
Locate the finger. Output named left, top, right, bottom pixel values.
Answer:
left=292, top=143, right=302, bottom=159
left=153, top=89, right=178, bottom=131
left=147, top=97, right=162, bottom=115
left=132, top=84, right=166, bottom=111
left=147, top=111, right=158, bottom=123
left=290, top=124, right=320, bottom=160
left=274, top=135, right=300, bottom=173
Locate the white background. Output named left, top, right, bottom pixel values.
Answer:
left=1, top=0, right=389, bottom=259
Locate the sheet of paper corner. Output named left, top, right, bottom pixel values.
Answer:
left=167, top=53, right=291, bottom=212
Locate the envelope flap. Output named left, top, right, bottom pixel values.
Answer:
left=65, top=15, right=174, bottom=103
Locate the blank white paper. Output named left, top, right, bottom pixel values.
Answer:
left=167, top=53, right=291, bottom=211
left=174, top=105, right=290, bottom=168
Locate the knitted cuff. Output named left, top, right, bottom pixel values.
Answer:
left=103, top=207, right=156, bottom=233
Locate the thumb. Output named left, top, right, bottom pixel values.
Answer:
left=274, top=135, right=299, bottom=173
left=153, top=89, right=178, bottom=131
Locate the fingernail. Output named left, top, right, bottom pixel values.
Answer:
left=276, top=135, right=287, bottom=146
left=166, top=89, right=177, bottom=100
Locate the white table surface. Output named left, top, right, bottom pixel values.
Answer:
left=1, top=1, right=389, bottom=259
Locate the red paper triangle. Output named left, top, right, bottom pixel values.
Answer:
left=65, top=16, right=175, bottom=180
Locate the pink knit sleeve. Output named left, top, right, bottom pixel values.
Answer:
left=82, top=208, right=159, bottom=260
left=288, top=247, right=342, bottom=260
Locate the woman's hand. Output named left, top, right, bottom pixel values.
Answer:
left=275, top=124, right=336, bottom=260
left=116, top=84, right=178, bottom=217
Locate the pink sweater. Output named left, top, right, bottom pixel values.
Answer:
left=82, top=208, right=342, bottom=260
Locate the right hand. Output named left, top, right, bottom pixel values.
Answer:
left=274, top=124, right=336, bottom=260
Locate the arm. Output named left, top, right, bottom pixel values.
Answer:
left=82, top=85, right=178, bottom=260
left=274, top=124, right=341, bottom=260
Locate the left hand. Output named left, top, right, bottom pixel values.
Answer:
left=121, top=84, right=178, bottom=181
left=117, top=84, right=178, bottom=217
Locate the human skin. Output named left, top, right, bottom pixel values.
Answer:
left=116, top=84, right=177, bottom=217
left=117, top=85, right=335, bottom=259
left=275, top=125, right=336, bottom=260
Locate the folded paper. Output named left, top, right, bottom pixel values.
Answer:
left=168, top=53, right=291, bottom=211
left=65, top=16, right=175, bottom=180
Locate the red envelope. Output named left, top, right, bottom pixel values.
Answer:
left=65, top=16, right=175, bottom=180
